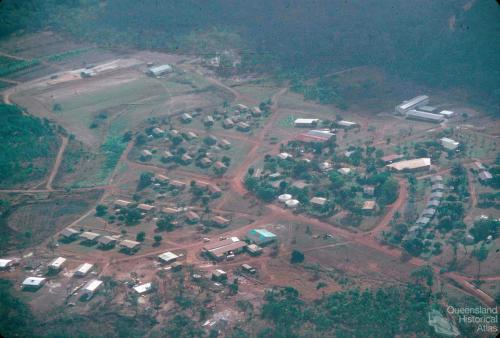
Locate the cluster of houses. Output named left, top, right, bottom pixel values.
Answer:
left=59, top=227, right=142, bottom=254
left=113, top=176, right=227, bottom=226
left=180, top=103, right=265, bottom=134
left=395, top=95, right=455, bottom=123
left=140, top=126, right=230, bottom=174
left=407, top=175, right=445, bottom=238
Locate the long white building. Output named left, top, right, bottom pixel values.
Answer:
left=395, top=95, right=429, bottom=114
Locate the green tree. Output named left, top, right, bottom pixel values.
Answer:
left=290, top=250, right=304, bottom=264
left=136, top=231, right=146, bottom=242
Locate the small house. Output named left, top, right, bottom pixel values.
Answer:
left=48, top=257, right=66, bottom=272
left=211, top=269, right=228, bottom=283
left=200, top=157, right=212, bottom=167
left=251, top=106, right=262, bottom=117
left=114, top=199, right=132, bottom=208
left=246, top=244, right=263, bottom=256
left=74, top=263, right=94, bottom=277
left=152, top=127, right=165, bottom=136
left=219, top=139, right=231, bottom=149
left=59, top=228, right=80, bottom=241
left=431, top=183, right=445, bottom=192
left=223, top=118, right=235, bottom=129
left=98, top=236, right=117, bottom=249
left=186, top=211, right=200, bottom=223
left=440, top=137, right=459, bottom=151
left=338, top=167, right=351, bottom=175
left=0, top=258, right=19, bottom=270
left=140, top=149, right=153, bottom=161
left=181, top=154, right=193, bottom=165
left=241, top=264, right=256, bottom=274
left=181, top=113, right=192, bottom=123
left=236, top=122, right=250, bottom=132
left=155, top=174, right=170, bottom=184
left=210, top=215, right=230, bottom=228
left=81, top=279, right=103, bottom=300
left=214, top=161, right=227, bottom=171
left=277, top=152, right=293, bottom=160
left=22, top=277, right=46, bottom=290
left=203, top=115, right=214, bottom=126
left=137, top=203, right=155, bottom=212
left=310, top=197, right=328, bottom=207
left=119, top=240, right=141, bottom=254
left=430, top=191, right=444, bottom=200
left=362, top=200, right=376, bottom=213
left=80, top=231, right=101, bottom=245
left=134, top=282, right=153, bottom=295
left=363, top=186, right=375, bottom=196
left=170, top=180, right=187, bottom=190
left=158, top=251, right=179, bottom=264
left=478, top=171, right=493, bottom=182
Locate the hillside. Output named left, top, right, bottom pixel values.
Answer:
left=1, top=0, right=499, bottom=110
left=0, top=103, right=59, bottom=187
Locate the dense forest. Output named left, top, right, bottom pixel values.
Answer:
left=0, top=104, right=58, bottom=187
left=1, top=0, right=499, bottom=110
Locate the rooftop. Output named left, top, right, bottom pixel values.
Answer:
left=387, top=158, right=431, bottom=171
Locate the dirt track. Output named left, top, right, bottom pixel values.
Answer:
left=46, top=136, right=68, bottom=190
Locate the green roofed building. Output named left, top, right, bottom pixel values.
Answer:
left=247, top=228, right=277, bottom=246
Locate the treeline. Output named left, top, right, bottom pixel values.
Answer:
left=0, top=103, right=58, bottom=186
left=0, top=0, right=499, bottom=110
left=259, top=284, right=435, bottom=337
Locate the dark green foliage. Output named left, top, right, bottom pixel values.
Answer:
left=1, top=1, right=498, bottom=111
left=290, top=250, right=304, bottom=264
left=261, top=285, right=433, bottom=337
left=137, top=172, right=154, bottom=191
left=0, top=56, right=40, bottom=77
left=0, top=279, right=36, bottom=337
left=470, top=218, right=499, bottom=243
left=376, top=178, right=399, bottom=206
left=161, top=314, right=203, bottom=337
left=0, top=104, right=57, bottom=186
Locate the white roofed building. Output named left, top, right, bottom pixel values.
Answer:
left=147, top=64, right=173, bottom=77
left=74, top=263, right=94, bottom=277
left=440, top=137, right=459, bottom=151
left=294, top=118, right=319, bottom=127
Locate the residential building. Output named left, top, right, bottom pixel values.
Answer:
left=48, top=257, right=66, bottom=272
left=210, top=215, right=230, bottom=227
left=81, top=279, right=103, bottom=300
left=98, top=236, right=117, bottom=249
left=134, top=282, right=153, bottom=295
left=310, top=197, right=328, bottom=207
left=246, top=244, right=263, bottom=256
left=59, top=228, right=80, bottom=241
left=119, top=240, right=141, bottom=253
left=440, top=137, right=459, bottom=151
left=211, top=269, right=228, bottom=282
left=74, top=263, right=94, bottom=277
left=158, top=251, right=179, bottom=264
left=186, top=211, right=200, bottom=223
left=80, top=231, right=101, bottom=244
left=22, top=277, right=46, bottom=290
